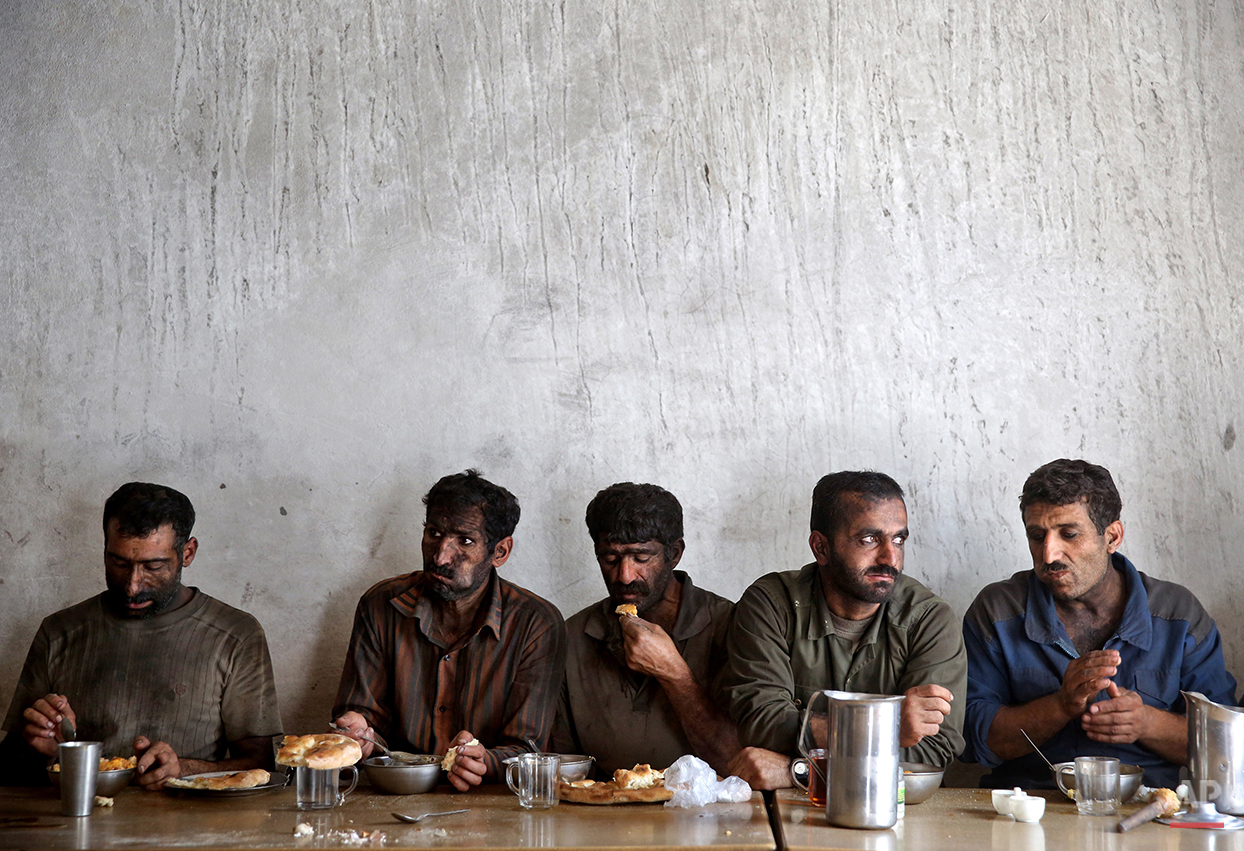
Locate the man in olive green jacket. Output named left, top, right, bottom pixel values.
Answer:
left=720, top=471, right=967, bottom=789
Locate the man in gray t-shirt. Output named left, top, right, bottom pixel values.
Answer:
left=0, top=482, right=281, bottom=788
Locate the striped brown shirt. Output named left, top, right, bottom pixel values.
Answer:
left=333, top=570, right=565, bottom=780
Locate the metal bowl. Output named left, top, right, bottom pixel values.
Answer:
left=1051, top=761, right=1144, bottom=802
left=554, top=755, right=594, bottom=782
left=361, top=755, right=442, bottom=794
left=501, top=753, right=595, bottom=782
left=48, top=767, right=136, bottom=796
left=900, top=761, right=944, bottom=804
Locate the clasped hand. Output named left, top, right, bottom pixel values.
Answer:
left=900, top=684, right=954, bottom=748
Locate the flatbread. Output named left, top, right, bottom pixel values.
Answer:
left=614, top=764, right=664, bottom=789
left=277, top=734, right=362, bottom=769
left=167, top=769, right=271, bottom=790
left=559, top=779, right=672, bottom=805
left=441, top=738, right=480, bottom=771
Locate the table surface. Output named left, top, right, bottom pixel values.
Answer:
left=776, top=788, right=1244, bottom=851
left=12, top=782, right=1244, bottom=851
left=0, top=784, right=774, bottom=851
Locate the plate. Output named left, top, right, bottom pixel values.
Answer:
left=163, top=771, right=289, bottom=798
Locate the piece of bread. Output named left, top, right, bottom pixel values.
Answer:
left=615, top=603, right=638, bottom=617
left=166, top=769, right=272, bottom=790
left=441, top=738, right=481, bottom=771
left=277, top=734, right=362, bottom=769
left=613, top=764, right=665, bottom=790
left=559, top=779, right=672, bottom=805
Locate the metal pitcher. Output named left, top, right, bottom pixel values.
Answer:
left=799, top=690, right=904, bottom=829
left=1185, top=691, right=1244, bottom=814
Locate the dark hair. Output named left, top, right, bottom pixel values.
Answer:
left=810, top=471, right=905, bottom=537
left=423, top=469, right=520, bottom=550
left=585, top=483, right=684, bottom=560
left=102, top=482, right=196, bottom=552
left=1020, top=458, right=1121, bottom=534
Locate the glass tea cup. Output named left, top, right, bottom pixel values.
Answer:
left=295, top=765, right=358, bottom=810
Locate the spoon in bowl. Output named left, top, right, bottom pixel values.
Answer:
left=329, top=723, right=422, bottom=763
left=1019, top=729, right=1056, bottom=771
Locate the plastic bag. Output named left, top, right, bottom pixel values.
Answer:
left=663, top=755, right=753, bottom=808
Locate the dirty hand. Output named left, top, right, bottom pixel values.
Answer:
left=1058, top=650, right=1120, bottom=719
left=726, top=747, right=793, bottom=790
left=133, top=736, right=182, bottom=789
left=619, top=616, right=687, bottom=681
left=332, top=711, right=377, bottom=759
left=446, top=731, right=487, bottom=792
left=1082, top=682, right=1149, bottom=743
left=22, top=694, right=76, bottom=758
left=900, top=684, right=954, bottom=747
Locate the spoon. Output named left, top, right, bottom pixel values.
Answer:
left=61, top=716, right=76, bottom=743
left=329, top=723, right=423, bottom=763
left=391, top=810, right=469, bottom=825
left=1019, top=729, right=1056, bottom=771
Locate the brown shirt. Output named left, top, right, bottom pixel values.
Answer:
left=333, top=570, right=565, bottom=780
left=551, top=572, right=733, bottom=774
left=2, top=590, right=282, bottom=776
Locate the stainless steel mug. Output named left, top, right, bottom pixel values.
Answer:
left=58, top=741, right=102, bottom=817
left=801, top=690, right=904, bottom=829
left=1185, top=690, right=1244, bottom=814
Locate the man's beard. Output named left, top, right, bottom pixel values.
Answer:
left=828, top=550, right=898, bottom=605
left=105, top=569, right=183, bottom=619
left=423, top=559, right=491, bottom=602
left=607, top=567, right=673, bottom=617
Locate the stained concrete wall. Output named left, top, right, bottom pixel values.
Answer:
left=2, top=0, right=1242, bottom=739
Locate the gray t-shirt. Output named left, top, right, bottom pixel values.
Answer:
left=829, top=611, right=875, bottom=655
left=3, top=589, right=282, bottom=767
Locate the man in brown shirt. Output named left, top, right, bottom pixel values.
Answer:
left=551, top=483, right=737, bottom=775
left=333, top=470, right=565, bottom=791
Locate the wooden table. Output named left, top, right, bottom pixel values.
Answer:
left=0, top=785, right=775, bottom=851
left=776, top=788, right=1244, bottom=851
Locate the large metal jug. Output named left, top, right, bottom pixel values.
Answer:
left=799, top=690, right=903, bottom=829
left=1185, top=691, right=1244, bottom=814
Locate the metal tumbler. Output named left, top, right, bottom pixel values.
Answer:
left=58, top=741, right=102, bottom=817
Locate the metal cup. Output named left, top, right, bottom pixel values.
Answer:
left=58, top=741, right=102, bottom=817
left=295, top=765, right=358, bottom=810
left=806, top=690, right=903, bottom=829
left=506, top=753, right=560, bottom=809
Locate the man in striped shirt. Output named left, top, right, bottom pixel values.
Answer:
left=1, top=482, right=282, bottom=788
left=333, top=470, right=565, bottom=791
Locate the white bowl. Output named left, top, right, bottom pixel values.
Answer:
left=1010, top=794, right=1045, bottom=823
left=992, top=788, right=1016, bottom=815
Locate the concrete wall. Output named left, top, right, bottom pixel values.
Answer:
left=2, top=0, right=1242, bottom=738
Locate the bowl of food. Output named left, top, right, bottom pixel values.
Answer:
left=900, top=761, right=944, bottom=804
left=360, top=755, right=442, bottom=794
left=48, top=756, right=137, bottom=796
left=554, top=755, right=594, bottom=782
left=1052, top=761, right=1144, bottom=803
left=502, top=753, right=594, bottom=782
